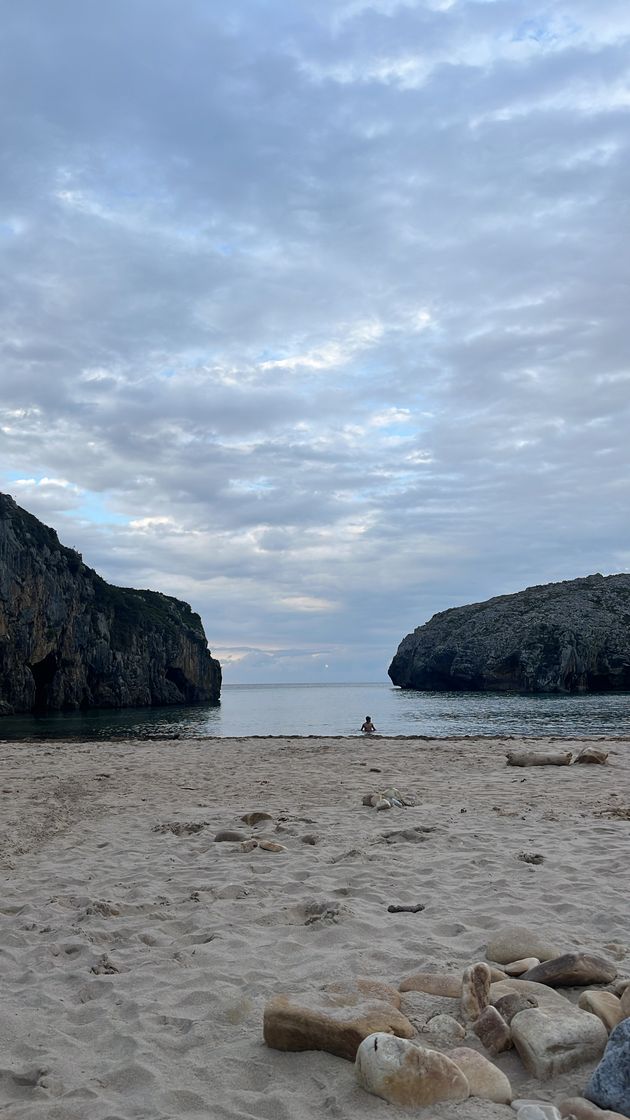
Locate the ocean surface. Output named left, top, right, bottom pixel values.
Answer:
left=1, top=682, right=630, bottom=740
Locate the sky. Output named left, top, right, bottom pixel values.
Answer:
left=1, top=0, right=629, bottom=684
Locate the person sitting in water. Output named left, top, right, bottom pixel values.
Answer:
left=361, top=716, right=376, bottom=733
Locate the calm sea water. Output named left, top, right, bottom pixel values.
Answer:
left=1, top=683, right=629, bottom=740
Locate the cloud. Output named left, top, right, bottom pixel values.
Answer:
left=1, top=0, right=629, bottom=681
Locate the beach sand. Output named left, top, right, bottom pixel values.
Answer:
left=0, top=734, right=628, bottom=1119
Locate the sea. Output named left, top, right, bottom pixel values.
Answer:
left=1, top=682, right=629, bottom=740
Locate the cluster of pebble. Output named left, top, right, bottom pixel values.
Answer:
left=264, top=925, right=630, bottom=1118
left=361, top=787, right=416, bottom=810
left=214, top=811, right=287, bottom=853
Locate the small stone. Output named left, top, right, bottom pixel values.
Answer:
left=449, top=1046, right=512, bottom=1103
left=473, top=1005, right=512, bottom=1054
left=490, top=978, right=579, bottom=1015
left=382, top=787, right=404, bottom=801
left=559, top=1097, right=629, bottom=1119
left=423, top=1014, right=466, bottom=1044
left=300, top=833, right=319, bottom=845
left=511, top=1008, right=607, bottom=1079
left=399, top=972, right=462, bottom=998
left=461, top=962, right=492, bottom=1021
left=512, top=1102, right=561, bottom=1118
left=258, top=840, right=287, bottom=853
left=486, top=926, right=562, bottom=965
left=362, top=793, right=375, bottom=805
left=514, top=1104, right=561, bottom=1120
left=355, top=1033, right=469, bottom=1108
left=375, top=798, right=392, bottom=811
left=516, top=1106, right=561, bottom=1120
left=574, top=747, right=609, bottom=764
left=578, top=991, right=624, bottom=1033
left=493, top=992, right=538, bottom=1023
left=241, top=811, right=273, bottom=825
left=505, top=957, right=541, bottom=976
left=264, top=990, right=414, bottom=1061
left=585, top=1018, right=630, bottom=1118
left=214, top=829, right=247, bottom=842
left=240, top=838, right=258, bottom=852
left=523, top=952, right=617, bottom=988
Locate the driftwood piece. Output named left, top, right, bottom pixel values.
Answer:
left=506, top=750, right=572, bottom=767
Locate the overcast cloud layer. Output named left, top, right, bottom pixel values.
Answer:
left=1, top=0, right=629, bottom=682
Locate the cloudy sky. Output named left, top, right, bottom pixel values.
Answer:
left=1, top=1, right=629, bottom=683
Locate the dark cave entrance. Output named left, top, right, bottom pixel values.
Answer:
left=166, top=665, right=193, bottom=700
left=29, top=652, right=59, bottom=713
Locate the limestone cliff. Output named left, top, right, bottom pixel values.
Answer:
left=388, top=573, right=630, bottom=693
left=0, top=493, right=221, bottom=714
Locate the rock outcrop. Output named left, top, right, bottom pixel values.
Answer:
left=0, top=493, right=221, bottom=714
left=388, top=574, right=630, bottom=693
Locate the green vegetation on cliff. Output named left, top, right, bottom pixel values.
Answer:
left=0, top=493, right=221, bottom=714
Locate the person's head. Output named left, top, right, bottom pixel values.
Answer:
left=365, top=716, right=371, bottom=722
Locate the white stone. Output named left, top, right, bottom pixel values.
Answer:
left=514, top=1105, right=561, bottom=1120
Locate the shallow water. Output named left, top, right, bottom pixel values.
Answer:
left=1, top=682, right=630, bottom=739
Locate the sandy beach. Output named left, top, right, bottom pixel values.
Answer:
left=0, top=734, right=628, bottom=1119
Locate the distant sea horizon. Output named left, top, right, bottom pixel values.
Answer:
left=1, top=681, right=629, bottom=741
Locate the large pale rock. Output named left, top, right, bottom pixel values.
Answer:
left=461, top=962, right=492, bottom=1021
left=473, top=1005, right=512, bottom=1053
left=523, top=953, right=617, bottom=988
left=585, top=1018, right=630, bottom=1118
left=506, top=749, right=572, bottom=766
left=620, top=984, right=630, bottom=1018
left=487, top=926, right=562, bottom=965
left=574, top=746, right=609, bottom=764
left=578, top=991, right=624, bottom=1033
left=355, top=1033, right=469, bottom=1108
left=449, top=1046, right=512, bottom=1103
left=511, top=1008, right=607, bottom=1079
left=559, top=1097, right=629, bottom=1119
left=263, top=989, right=414, bottom=1061
left=399, top=971, right=462, bottom=997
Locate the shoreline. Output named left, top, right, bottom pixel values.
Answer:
left=1, top=735, right=628, bottom=1118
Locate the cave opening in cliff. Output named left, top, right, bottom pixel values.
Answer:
left=29, top=652, right=59, bottom=713
left=166, top=665, right=193, bottom=700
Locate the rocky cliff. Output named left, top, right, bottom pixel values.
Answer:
left=388, top=574, right=630, bottom=693
left=0, top=493, right=221, bottom=714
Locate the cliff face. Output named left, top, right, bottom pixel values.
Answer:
left=388, top=574, right=630, bottom=694
left=0, top=493, right=221, bottom=714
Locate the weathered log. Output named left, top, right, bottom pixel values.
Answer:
left=506, top=750, right=572, bottom=767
